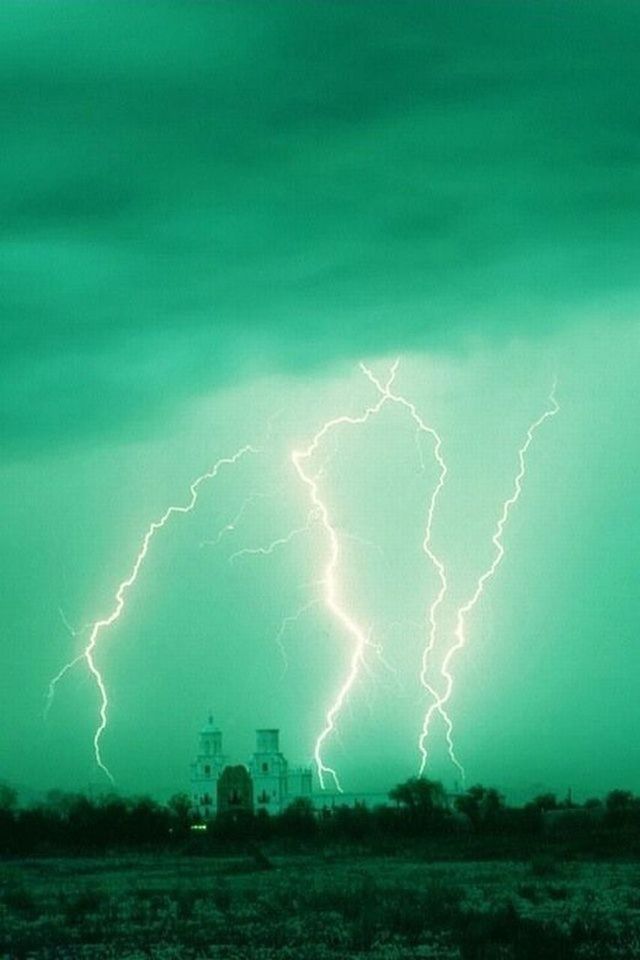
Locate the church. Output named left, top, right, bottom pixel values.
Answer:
left=189, top=717, right=313, bottom=818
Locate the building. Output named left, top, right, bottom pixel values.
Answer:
left=248, top=729, right=288, bottom=816
left=190, top=721, right=313, bottom=818
left=189, top=716, right=227, bottom=819
left=217, top=765, right=253, bottom=814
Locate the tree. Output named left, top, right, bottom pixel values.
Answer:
left=389, top=777, right=448, bottom=830
left=0, top=783, right=18, bottom=855
left=455, top=784, right=504, bottom=830
left=0, top=783, right=17, bottom=811
left=390, top=777, right=447, bottom=810
left=167, top=792, right=193, bottom=835
left=604, top=789, right=639, bottom=827
left=279, top=797, right=317, bottom=840
left=605, top=789, right=634, bottom=813
left=127, top=796, right=170, bottom=845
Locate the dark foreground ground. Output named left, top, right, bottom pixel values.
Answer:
left=2, top=854, right=640, bottom=959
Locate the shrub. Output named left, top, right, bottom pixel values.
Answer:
left=1, top=885, right=38, bottom=919
left=458, top=903, right=575, bottom=960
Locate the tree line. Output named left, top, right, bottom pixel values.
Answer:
left=1, top=778, right=639, bottom=857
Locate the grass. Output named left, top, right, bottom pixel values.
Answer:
left=1, top=855, right=640, bottom=958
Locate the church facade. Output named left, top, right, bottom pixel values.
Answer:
left=190, top=718, right=313, bottom=818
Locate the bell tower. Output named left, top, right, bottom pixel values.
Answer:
left=190, top=715, right=227, bottom=817
left=249, top=728, right=288, bottom=815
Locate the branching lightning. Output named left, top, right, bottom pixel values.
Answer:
left=291, top=360, right=451, bottom=791
left=46, top=444, right=257, bottom=782
left=291, top=365, right=400, bottom=790
left=45, top=654, right=85, bottom=720
left=200, top=493, right=270, bottom=548
left=229, top=509, right=319, bottom=563
left=360, top=623, right=400, bottom=686
left=46, top=361, right=560, bottom=795
left=273, top=598, right=321, bottom=677
left=57, top=607, right=87, bottom=639
left=358, top=363, right=462, bottom=778
left=418, top=381, right=560, bottom=778
left=44, top=610, right=89, bottom=719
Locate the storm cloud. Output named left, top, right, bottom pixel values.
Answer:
left=2, top=0, right=640, bottom=451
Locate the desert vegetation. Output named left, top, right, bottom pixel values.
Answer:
left=3, top=854, right=640, bottom=958
left=2, top=780, right=640, bottom=958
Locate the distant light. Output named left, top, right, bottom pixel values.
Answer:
left=190, top=823, right=208, bottom=831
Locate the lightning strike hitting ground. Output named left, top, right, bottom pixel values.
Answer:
left=291, top=364, right=404, bottom=790
left=359, top=364, right=461, bottom=780
left=291, top=360, right=447, bottom=791
left=418, top=381, right=560, bottom=778
left=46, top=444, right=258, bottom=782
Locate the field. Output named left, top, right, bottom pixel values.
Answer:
left=2, top=854, right=640, bottom=959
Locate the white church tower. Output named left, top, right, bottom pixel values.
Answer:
left=190, top=715, right=227, bottom=818
left=249, top=729, right=288, bottom=815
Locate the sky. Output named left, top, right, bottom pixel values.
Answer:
left=1, top=0, right=639, bottom=804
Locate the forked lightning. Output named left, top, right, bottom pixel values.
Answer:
left=47, top=444, right=257, bottom=782
left=418, top=381, right=560, bottom=777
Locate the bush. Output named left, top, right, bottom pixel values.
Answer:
left=458, top=903, right=575, bottom=960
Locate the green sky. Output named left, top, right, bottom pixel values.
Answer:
left=1, top=1, right=638, bottom=802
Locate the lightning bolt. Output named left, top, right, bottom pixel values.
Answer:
left=199, top=493, right=270, bottom=548
left=291, top=364, right=403, bottom=791
left=46, top=443, right=257, bottom=782
left=292, top=359, right=448, bottom=791
left=229, top=509, right=319, bottom=563
left=237, top=523, right=391, bottom=689
left=44, top=610, right=89, bottom=719
left=360, top=623, right=400, bottom=686
left=57, top=607, right=86, bottom=639
left=358, top=364, right=462, bottom=780
left=272, top=598, right=321, bottom=677
left=45, top=655, right=85, bottom=720
left=418, top=380, right=560, bottom=778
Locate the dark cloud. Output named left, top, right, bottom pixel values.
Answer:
left=2, top=0, right=639, bottom=453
